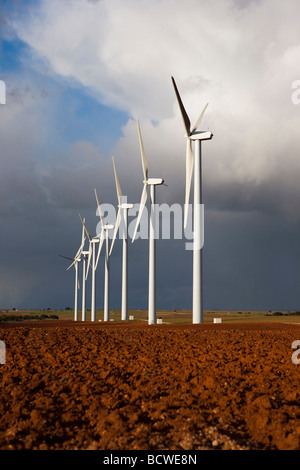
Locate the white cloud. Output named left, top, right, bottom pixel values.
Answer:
left=11, top=0, right=273, bottom=117
left=10, top=0, right=300, bottom=219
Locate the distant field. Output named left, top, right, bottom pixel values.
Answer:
left=1, top=308, right=300, bottom=324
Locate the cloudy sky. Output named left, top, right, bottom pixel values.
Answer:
left=0, top=0, right=300, bottom=312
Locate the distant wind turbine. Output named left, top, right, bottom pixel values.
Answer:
left=94, top=189, right=114, bottom=322
left=59, top=253, right=81, bottom=321
left=59, top=217, right=86, bottom=321
left=171, top=76, right=213, bottom=324
left=79, top=214, right=102, bottom=321
left=110, top=156, right=134, bottom=321
left=132, top=120, right=165, bottom=325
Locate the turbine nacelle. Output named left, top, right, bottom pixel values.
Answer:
left=144, top=178, right=164, bottom=186
left=95, top=224, right=114, bottom=242
left=119, top=202, right=134, bottom=209
left=104, top=224, right=114, bottom=231
left=187, top=131, right=213, bottom=141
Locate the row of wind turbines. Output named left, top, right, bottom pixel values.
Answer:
left=60, top=77, right=213, bottom=325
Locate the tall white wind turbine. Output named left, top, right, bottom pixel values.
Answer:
left=171, top=76, right=213, bottom=324
left=94, top=189, right=114, bottom=322
left=132, top=120, right=165, bottom=325
left=109, top=156, right=134, bottom=321
left=59, top=217, right=86, bottom=321
left=79, top=214, right=102, bottom=321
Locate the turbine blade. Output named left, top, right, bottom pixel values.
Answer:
left=94, top=189, right=105, bottom=227
left=74, top=236, right=85, bottom=261
left=112, top=156, right=122, bottom=201
left=109, top=207, right=121, bottom=256
left=67, top=261, right=75, bottom=271
left=59, top=254, right=74, bottom=262
left=85, top=242, right=93, bottom=280
left=184, top=139, right=194, bottom=229
left=72, top=219, right=86, bottom=261
left=60, top=253, right=77, bottom=271
left=171, top=76, right=191, bottom=136
left=79, top=214, right=92, bottom=241
left=81, top=217, right=86, bottom=244
left=191, top=102, right=209, bottom=133
left=95, top=233, right=105, bottom=270
left=137, top=120, right=148, bottom=181
left=132, top=183, right=148, bottom=243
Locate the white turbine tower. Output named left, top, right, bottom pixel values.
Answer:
left=171, top=76, right=213, bottom=324
left=132, top=120, right=165, bottom=325
left=79, top=214, right=102, bottom=322
left=94, top=189, right=114, bottom=322
left=109, top=156, right=134, bottom=321
left=59, top=217, right=86, bottom=321
left=80, top=249, right=90, bottom=321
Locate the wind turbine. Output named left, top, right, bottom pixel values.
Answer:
left=110, top=156, right=134, bottom=321
left=171, top=76, right=213, bottom=324
left=59, top=254, right=81, bottom=321
left=132, top=120, right=165, bottom=325
left=59, top=217, right=86, bottom=321
left=79, top=214, right=102, bottom=321
left=94, top=189, right=114, bottom=322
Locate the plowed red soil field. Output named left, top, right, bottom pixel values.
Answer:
left=0, top=320, right=299, bottom=450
